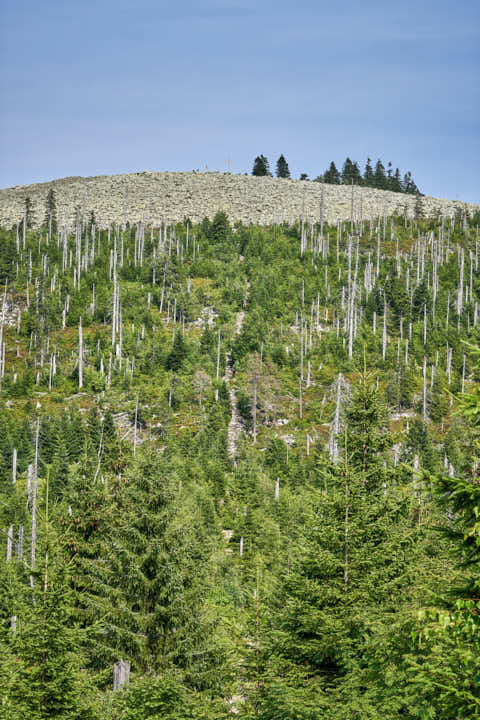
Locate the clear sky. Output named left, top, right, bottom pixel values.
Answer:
left=0, top=0, right=479, bottom=202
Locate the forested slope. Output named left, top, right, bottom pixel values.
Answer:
left=0, top=203, right=479, bottom=718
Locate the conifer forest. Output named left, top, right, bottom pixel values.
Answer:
left=1, top=191, right=480, bottom=719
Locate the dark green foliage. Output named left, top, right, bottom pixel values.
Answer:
left=119, top=673, right=224, bottom=719
left=374, top=159, right=387, bottom=189
left=43, top=188, right=58, bottom=234
left=363, top=157, right=374, bottom=186
left=24, top=195, right=34, bottom=229
left=319, top=156, right=421, bottom=193
left=0, top=205, right=476, bottom=715
left=344, top=371, right=393, bottom=484
left=217, top=380, right=231, bottom=423
left=323, top=161, right=341, bottom=184
left=403, top=419, right=435, bottom=470
left=412, top=279, right=431, bottom=319
left=387, top=364, right=415, bottom=410
left=275, top=155, right=290, bottom=179
left=252, top=155, right=271, bottom=177
left=384, top=269, right=411, bottom=324
left=166, top=332, right=187, bottom=371
left=429, top=374, right=448, bottom=421
left=404, top=171, right=421, bottom=195
left=390, top=167, right=403, bottom=192
left=405, top=370, right=480, bottom=717
left=207, top=211, right=233, bottom=259
left=53, top=440, right=70, bottom=491
left=87, top=407, right=102, bottom=452
left=252, top=382, right=423, bottom=717
left=107, top=449, right=230, bottom=688
left=0, top=482, right=96, bottom=719
left=341, top=157, right=362, bottom=185
left=64, top=411, right=86, bottom=462
left=200, top=325, right=215, bottom=357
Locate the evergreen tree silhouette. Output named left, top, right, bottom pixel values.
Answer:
left=166, top=332, right=187, bottom=371
left=324, top=161, right=341, bottom=184
left=252, top=155, right=271, bottom=176
left=374, top=159, right=387, bottom=189
left=23, top=195, right=33, bottom=229
left=43, top=188, right=57, bottom=234
left=391, top=168, right=403, bottom=193
left=364, top=157, right=374, bottom=186
left=276, top=154, right=291, bottom=178
left=342, top=157, right=355, bottom=184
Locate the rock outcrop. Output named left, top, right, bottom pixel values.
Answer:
left=0, top=171, right=477, bottom=228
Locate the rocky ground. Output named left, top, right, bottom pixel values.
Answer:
left=0, top=171, right=477, bottom=229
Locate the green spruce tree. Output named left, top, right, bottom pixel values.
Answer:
left=166, top=332, right=187, bottom=372
left=363, top=157, right=374, bottom=186
left=323, top=161, right=341, bottom=184
left=23, top=196, right=33, bottom=230
left=407, top=364, right=480, bottom=717
left=252, top=155, right=271, bottom=177
left=43, top=188, right=57, bottom=235
left=374, top=159, right=387, bottom=190
left=276, top=155, right=290, bottom=179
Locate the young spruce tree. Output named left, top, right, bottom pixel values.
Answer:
left=252, top=373, right=424, bottom=718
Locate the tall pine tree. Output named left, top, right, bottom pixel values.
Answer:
left=252, top=155, right=271, bottom=177
left=276, top=155, right=291, bottom=179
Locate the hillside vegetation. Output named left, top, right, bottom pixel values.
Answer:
left=0, top=200, right=480, bottom=718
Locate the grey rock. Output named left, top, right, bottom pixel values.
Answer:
left=0, top=171, right=477, bottom=229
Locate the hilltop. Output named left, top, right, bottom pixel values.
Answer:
left=0, top=170, right=477, bottom=228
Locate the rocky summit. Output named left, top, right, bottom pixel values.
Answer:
left=0, top=170, right=477, bottom=228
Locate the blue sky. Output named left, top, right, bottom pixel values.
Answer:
left=0, top=0, right=479, bottom=201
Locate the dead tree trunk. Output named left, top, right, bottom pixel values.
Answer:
left=113, top=660, right=131, bottom=690
left=78, top=318, right=83, bottom=389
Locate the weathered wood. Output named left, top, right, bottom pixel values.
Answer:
left=113, top=660, right=130, bottom=691
left=12, top=448, right=17, bottom=484
left=6, top=525, right=13, bottom=561
left=78, top=318, right=83, bottom=389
